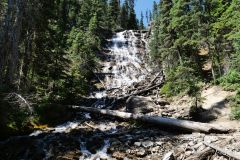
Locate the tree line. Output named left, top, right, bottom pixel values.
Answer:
left=0, top=0, right=142, bottom=138
left=0, top=0, right=141, bottom=101
left=149, top=0, right=240, bottom=118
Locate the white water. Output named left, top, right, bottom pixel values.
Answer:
left=78, top=30, right=151, bottom=159
left=104, top=31, right=150, bottom=92
left=92, top=30, right=151, bottom=100
left=28, top=30, right=150, bottom=160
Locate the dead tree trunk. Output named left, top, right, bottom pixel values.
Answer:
left=70, top=106, right=232, bottom=133
left=0, top=0, right=24, bottom=88
left=117, top=81, right=164, bottom=101
left=6, top=0, right=24, bottom=87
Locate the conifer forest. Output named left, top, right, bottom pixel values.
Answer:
left=0, top=0, right=240, bottom=159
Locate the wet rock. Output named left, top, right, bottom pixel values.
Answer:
left=86, top=136, right=104, bottom=154
left=134, top=142, right=142, bottom=147
left=142, top=141, right=154, bottom=148
left=126, top=96, right=155, bottom=114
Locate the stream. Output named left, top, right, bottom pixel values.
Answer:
left=1, top=30, right=239, bottom=160
left=0, top=30, right=153, bottom=160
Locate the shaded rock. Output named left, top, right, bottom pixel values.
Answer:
left=0, top=137, right=45, bottom=160
left=38, top=104, right=74, bottom=125
left=86, top=136, right=104, bottom=154
left=126, top=96, right=155, bottom=114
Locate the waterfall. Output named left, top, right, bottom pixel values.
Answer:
left=0, top=30, right=151, bottom=160
left=92, top=30, right=151, bottom=104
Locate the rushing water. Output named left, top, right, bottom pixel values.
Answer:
left=82, top=30, right=151, bottom=159
left=92, top=30, right=151, bottom=107
left=0, top=30, right=151, bottom=160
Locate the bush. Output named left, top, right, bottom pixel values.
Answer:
left=229, top=91, right=240, bottom=119
left=0, top=94, right=34, bottom=139
left=160, top=65, right=201, bottom=97
left=218, top=69, right=240, bottom=90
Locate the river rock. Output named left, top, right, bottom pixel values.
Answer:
left=142, top=141, right=154, bottom=148
left=112, top=151, right=126, bottom=159
left=86, top=136, right=104, bottom=154
left=126, top=96, right=155, bottom=114
left=163, top=151, right=174, bottom=160
left=134, top=142, right=142, bottom=147
left=136, top=148, right=146, bottom=157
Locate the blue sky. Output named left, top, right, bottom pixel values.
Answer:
left=135, top=0, right=157, bottom=26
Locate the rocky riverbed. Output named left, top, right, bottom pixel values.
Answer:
left=1, top=30, right=240, bottom=160
left=1, top=113, right=240, bottom=160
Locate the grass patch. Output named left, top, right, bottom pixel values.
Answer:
left=229, top=91, right=240, bottom=119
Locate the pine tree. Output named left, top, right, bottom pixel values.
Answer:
left=120, top=0, right=129, bottom=29
left=127, top=0, right=138, bottom=29
left=108, top=0, right=121, bottom=29
left=149, top=11, right=153, bottom=22
left=213, top=0, right=240, bottom=74
left=152, top=1, right=159, bottom=20
left=158, top=0, right=176, bottom=71
left=139, top=12, right=145, bottom=30
left=146, top=10, right=149, bottom=24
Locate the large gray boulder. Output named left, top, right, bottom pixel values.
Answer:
left=126, top=96, right=155, bottom=114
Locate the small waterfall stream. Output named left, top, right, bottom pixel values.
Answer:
left=102, top=31, right=150, bottom=91
left=92, top=30, right=151, bottom=108
left=0, top=30, right=151, bottom=160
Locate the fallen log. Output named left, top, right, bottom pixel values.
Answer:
left=204, top=142, right=240, bottom=160
left=123, top=73, right=163, bottom=96
left=117, top=81, right=164, bottom=101
left=70, top=106, right=233, bottom=133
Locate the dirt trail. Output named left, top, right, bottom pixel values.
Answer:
left=200, top=86, right=239, bottom=130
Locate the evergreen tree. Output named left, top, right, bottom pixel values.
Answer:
left=158, top=0, right=176, bottom=71
left=146, top=10, right=149, bottom=24
left=149, top=11, right=153, bottom=22
left=108, top=0, right=121, bottom=29
left=139, top=12, right=145, bottom=30
left=152, top=1, right=159, bottom=20
left=127, top=0, right=138, bottom=29
left=120, top=0, right=129, bottom=29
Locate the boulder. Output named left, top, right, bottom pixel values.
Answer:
left=126, top=96, right=155, bottom=114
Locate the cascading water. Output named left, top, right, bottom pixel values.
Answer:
left=0, top=30, right=151, bottom=160
left=103, top=31, right=150, bottom=90
left=92, top=30, right=151, bottom=107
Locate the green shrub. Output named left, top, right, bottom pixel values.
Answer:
left=0, top=94, right=34, bottom=139
left=218, top=69, right=240, bottom=90
left=160, top=82, right=173, bottom=97
left=232, top=107, right=240, bottom=119
left=230, top=91, right=240, bottom=119
left=160, top=65, right=201, bottom=97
